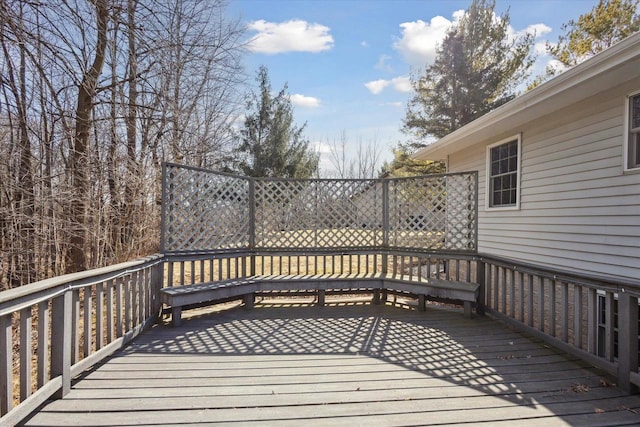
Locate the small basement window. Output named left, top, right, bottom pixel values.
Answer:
left=626, top=92, right=640, bottom=170
left=486, top=135, right=521, bottom=209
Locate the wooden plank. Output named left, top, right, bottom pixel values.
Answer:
left=22, top=303, right=640, bottom=427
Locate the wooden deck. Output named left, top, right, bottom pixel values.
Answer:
left=21, top=299, right=640, bottom=426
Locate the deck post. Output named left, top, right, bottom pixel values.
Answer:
left=617, top=290, right=639, bottom=393
left=243, top=293, right=255, bottom=310
left=418, top=294, right=426, bottom=311
left=151, top=261, right=164, bottom=319
left=317, top=290, right=326, bottom=306
left=51, top=288, right=73, bottom=398
left=249, top=178, right=256, bottom=277
left=373, top=289, right=381, bottom=304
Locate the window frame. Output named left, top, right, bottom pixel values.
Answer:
left=624, top=90, right=640, bottom=172
left=485, top=134, right=522, bottom=211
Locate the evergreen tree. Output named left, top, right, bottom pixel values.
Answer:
left=381, top=146, right=446, bottom=177
left=236, top=66, right=318, bottom=178
left=402, top=0, right=534, bottom=148
left=548, top=0, right=639, bottom=67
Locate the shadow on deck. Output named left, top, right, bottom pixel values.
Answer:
left=22, top=299, right=640, bottom=426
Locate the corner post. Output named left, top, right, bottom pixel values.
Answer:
left=382, top=180, right=390, bottom=275
left=617, top=290, right=639, bottom=393
left=160, top=162, right=168, bottom=253
left=249, top=177, right=256, bottom=276
left=151, top=259, right=164, bottom=319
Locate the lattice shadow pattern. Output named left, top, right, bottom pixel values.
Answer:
left=162, top=164, right=477, bottom=253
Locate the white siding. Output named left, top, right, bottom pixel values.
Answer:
left=448, top=78, right=640, bottom=283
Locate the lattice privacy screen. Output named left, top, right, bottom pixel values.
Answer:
left=162, top=163, right=477, bottom=253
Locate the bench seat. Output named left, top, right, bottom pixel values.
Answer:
left=160, top=274, right=480, bottom=326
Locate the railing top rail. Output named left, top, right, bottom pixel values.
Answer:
left=163, top=162, right=476, bottom=183
left=0, top=254, right=164, bottom=315
left=480, top=253, right=640, bottom=294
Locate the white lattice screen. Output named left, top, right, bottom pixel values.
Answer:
left=162, top=163, right=477, bottom=253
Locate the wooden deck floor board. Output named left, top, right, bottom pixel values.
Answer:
left=21, top=302, right=640, bottom=426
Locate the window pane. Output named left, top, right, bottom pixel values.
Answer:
left=632, top=94, right=640, bottom=130
left=489, top=139, right=519, bottom=207
left=493, top=176, right=502, bottom=191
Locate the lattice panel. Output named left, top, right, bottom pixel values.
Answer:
left=388, top=173, right=476, bottom=251
left=444, top=173, right=477, bottom=250
left=254, top=179, right=383, bottom=249
left=162, top=163, right=476, bottom=253
left=162, top=165, right=251, bottom=252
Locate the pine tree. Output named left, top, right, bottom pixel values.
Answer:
left=236, top=66, right=318, bottom=178
left=548, top=0, right=640, bottom=67
left=402, top=0, right=534, bottom=148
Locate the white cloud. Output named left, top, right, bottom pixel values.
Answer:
left=247, top=19, right=334, bottom=54
left=525, top=23, right=552, bottom=38
left=365, top=76, right=411, bottom=95
left=393, top=13, right=461, bottom=67
left=391, top=76, right=412, bottom=93
left=375, top=54, right=393, bottom=72
left=364, top=79, right=390, bottom=95
left=534, top=41, right=549, bottom=55
left=311, top=141, right=332, bottom=154
left=290, top=93, right=320, bottom=108
left=361, top=40, right=369, bottom=47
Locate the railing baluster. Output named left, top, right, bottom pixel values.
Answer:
left=560, top=281, right=568, bottom=342
left=518, top=271, right=524, bottom=323
left=20, top=307, right=32, bottom=401
left=573, top=285, right=583, bottom=349
left=167, top=262, right=174, bottom=287
left=83, top=286, right=92, bottom=358
left=106, top=279, right=114, bottom=344
left=124, top=276, right=132, bottom=333
left=549, top=279, right=557, bottom=338
left=96, top=283, right=104, bottom=350
left=538, top=277, right=545, bottom=332
left=501, top=267, right=507, bottom=314
left=71, top=291, right=80, bottom=363
left=527, top=274, right=534, bottom=327
left=605, top=291, right=615, bottom=362
left=1, top=314, right=13, bottom=415
left=509, top=269, right=515, bottom=318
left=37, top=301, right=49, bottom=387
left=137, top=271, right=145, bottom=326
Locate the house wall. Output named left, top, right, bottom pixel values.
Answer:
left=447, top=77, right=640, bottom=284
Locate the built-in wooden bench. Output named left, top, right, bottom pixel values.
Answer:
left=160, top=274, right=480, bottom=326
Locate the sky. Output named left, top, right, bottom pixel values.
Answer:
left=227, top=0, right=599, bottom=175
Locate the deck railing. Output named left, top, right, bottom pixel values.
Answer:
left=0, top=255, right=163, bottom=425
left=480, top=254, right=640, bottom=393
left=2, top=252, right=639, bottom=424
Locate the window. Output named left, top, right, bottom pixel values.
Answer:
left=626, top=92, right=640, bottom=170
left=486, top=136, right=521, bottom=209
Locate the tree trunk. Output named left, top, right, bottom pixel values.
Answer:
left=66, top=0, right=109, bottom=273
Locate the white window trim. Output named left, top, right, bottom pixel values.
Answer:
left=623, top=90, right=640, bottom=173
left=485, top=134, right=522, bottom=211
